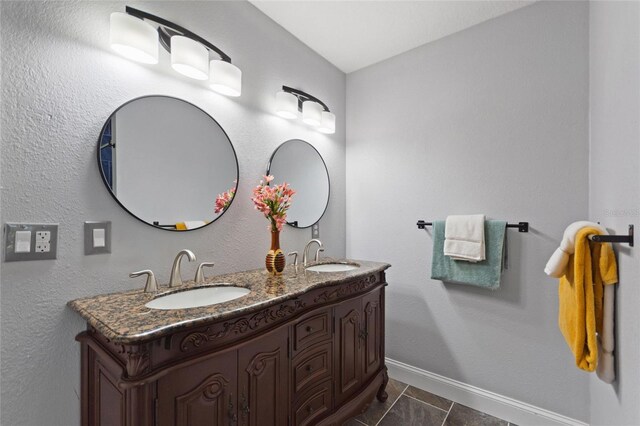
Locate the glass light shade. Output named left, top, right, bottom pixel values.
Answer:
left=302, top=101, right=322, bottom=127
left=209, top=60, right=242, bottom=97
left=318, top=111, right=336, bottom=134
left=110, top=13, right=158, bottom=64
left=171, top=36, right=209, bottom=80
left=275, top=91, right=298, bottom=119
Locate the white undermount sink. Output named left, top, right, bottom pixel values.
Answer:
left=306, top=263, right=360, bottom=273
left=145, top=285, right=250, bottom=310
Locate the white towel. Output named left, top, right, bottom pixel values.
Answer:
left=597, top=284, right=615, bottom=383
left=444, top=214, right=486, bottom=262
left=544, top=221, right=606, bottom=278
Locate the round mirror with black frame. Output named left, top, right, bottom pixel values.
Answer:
left=266, top=139, right=330, bottom=228
left=97, top=95, right=239, bottom=231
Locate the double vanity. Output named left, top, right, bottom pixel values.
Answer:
left=81, top=90, right=380, bottom=425
left=69, top=259, right=390, bottom=425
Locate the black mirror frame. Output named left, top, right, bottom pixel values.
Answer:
left=266, top=139, right=330, bottom=229
left=96, top=95, right=240, bottom=232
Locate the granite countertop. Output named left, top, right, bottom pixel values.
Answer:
left=68, top=259, right=390, bottom=344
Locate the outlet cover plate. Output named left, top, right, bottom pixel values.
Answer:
left=4, top=223, right=58, bottom=262
left=84, top=221, right=111, bottom=255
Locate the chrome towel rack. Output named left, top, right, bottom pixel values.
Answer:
left=416, top=220, right=529, bottom=233
left=589, top=224, right=634, bottom=247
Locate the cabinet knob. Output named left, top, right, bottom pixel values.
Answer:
left=306, top=364, right=313, bottom=372
left=307, top=405, right=314, bottom=413
left=306, top=326, right=313, bottom=333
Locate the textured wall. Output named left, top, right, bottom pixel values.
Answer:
left=589, top=2, right=640, bottom=425
left=346, top=1, right=590, bottom=421
left=0, top=2, right=345, bottom=425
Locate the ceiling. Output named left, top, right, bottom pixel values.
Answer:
left=249, top=1, right=535, bottom=73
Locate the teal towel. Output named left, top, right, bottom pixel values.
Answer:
left=430, top=220, right=507, bottom=290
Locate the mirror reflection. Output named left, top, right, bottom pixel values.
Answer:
left=267, top=139, right=330, bottom=228
left=98, top=96, right=238, bottom=231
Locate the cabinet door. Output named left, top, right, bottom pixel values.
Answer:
left=362, top=288, right=383, bottom=382
left=157, top=350, right=237, bottom=426
left=334, top=297, right=362, bottom=406
left=238, top=327, right=289, bottom=426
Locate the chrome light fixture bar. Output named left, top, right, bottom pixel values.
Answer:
left=275, top=86, right=335, bottom=134
left=110, top=6, right=241, bottom=97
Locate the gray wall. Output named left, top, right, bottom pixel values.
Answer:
left=589, top=1, right=640, bottom=425
left=346, top=1, right=590, bottom=421
left=0, top=2, right=345, bottom=425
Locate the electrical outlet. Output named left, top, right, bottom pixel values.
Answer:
left=4, top=223, right=58, bottom=261
left=36, top=231, right=51, bottom=242
left=35, top=241, right=50, bottom=253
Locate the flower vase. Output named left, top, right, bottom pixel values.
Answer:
left=265, top=230, right=285, bottom=275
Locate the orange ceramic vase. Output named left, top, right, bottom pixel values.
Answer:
left=265, top=230, right=285, bottom=275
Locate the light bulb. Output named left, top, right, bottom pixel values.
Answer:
left=171, top=35, right=209, bottom=80
left=318, top=111, right=336, bottom=134
left=302, top=101, right=322, bottom=127
left=209, top=60, right=242, bottom=97
left=275, top=91, right=298, bottom=119
left=110, top=12, right=158, bottom=64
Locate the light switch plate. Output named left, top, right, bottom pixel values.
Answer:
left=312, top=222, right=320, bottom=239
left=4, top=223, right=58, bottom=262
left=84, top=221, right=111, bottom=255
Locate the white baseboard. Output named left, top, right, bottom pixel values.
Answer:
left=386, top=358, right=588, bottom=426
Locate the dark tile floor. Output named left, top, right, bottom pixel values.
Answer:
left=343, top=377, right=515, bottom=426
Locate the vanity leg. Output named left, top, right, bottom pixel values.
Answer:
left=376, top=367, right=389, bottom=402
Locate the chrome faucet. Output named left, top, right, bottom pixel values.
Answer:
left=302, top=239, right=323, bottom=267
left=194, top=262, right=215, bottom=284
left=169, top=249, right=196, bottom=287
left=130, top=270, right=158, bottom=293
left=288, top=251, right=299, bottom=267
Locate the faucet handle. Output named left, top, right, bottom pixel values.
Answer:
left=315, top=247, right=325, bottom=262
left=195, top=262, right=215, bottom=284
left=130, top=270, right=158, bottom=293
left=287, top=251, right=299, bottom=266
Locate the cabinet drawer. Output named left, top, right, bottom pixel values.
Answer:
left=292, top=341, right=332, bottom=394
left=293, top=378, right=332, bottom=426
left=293, top=308, right=331, bottom=353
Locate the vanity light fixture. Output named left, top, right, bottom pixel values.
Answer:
left=110, top=6, right=242, bottom=96
left=276, top=86, right=335, bottom=134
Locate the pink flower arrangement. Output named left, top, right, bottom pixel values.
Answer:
left=251, top=175, right=295, bottom=232
left=215, top=185, right=236, bottom=214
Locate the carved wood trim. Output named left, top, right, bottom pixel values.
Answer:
left=313, top=275, right=378, bottom=303
left=176, top=373, right=229, bottom=424
left=246, top=348, right=281, bottom=376
left=125, top=346, right=150, bottom=377
left=180, top=299, right=306, bottom=352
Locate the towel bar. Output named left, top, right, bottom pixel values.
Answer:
left=416, top=220, right=529, bottom=233
left=589, top=224, right=634, bottom=247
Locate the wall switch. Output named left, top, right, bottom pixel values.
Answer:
left=312, top=222, right=320, bottom=239
left=15, top=231, right=32, bottom=253
left=4, top=223, right=58, bottom=261
left=93, top=229, right=106, bottom=248
left=84, top=221, right=111, bottom=255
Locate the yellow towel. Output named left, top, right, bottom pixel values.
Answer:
left=558, top=227, right=618, bottom=372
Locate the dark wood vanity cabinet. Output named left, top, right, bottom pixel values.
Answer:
left=334, top=288, right=383, bottom=407
left=77, top=271, right=388, bottom=426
